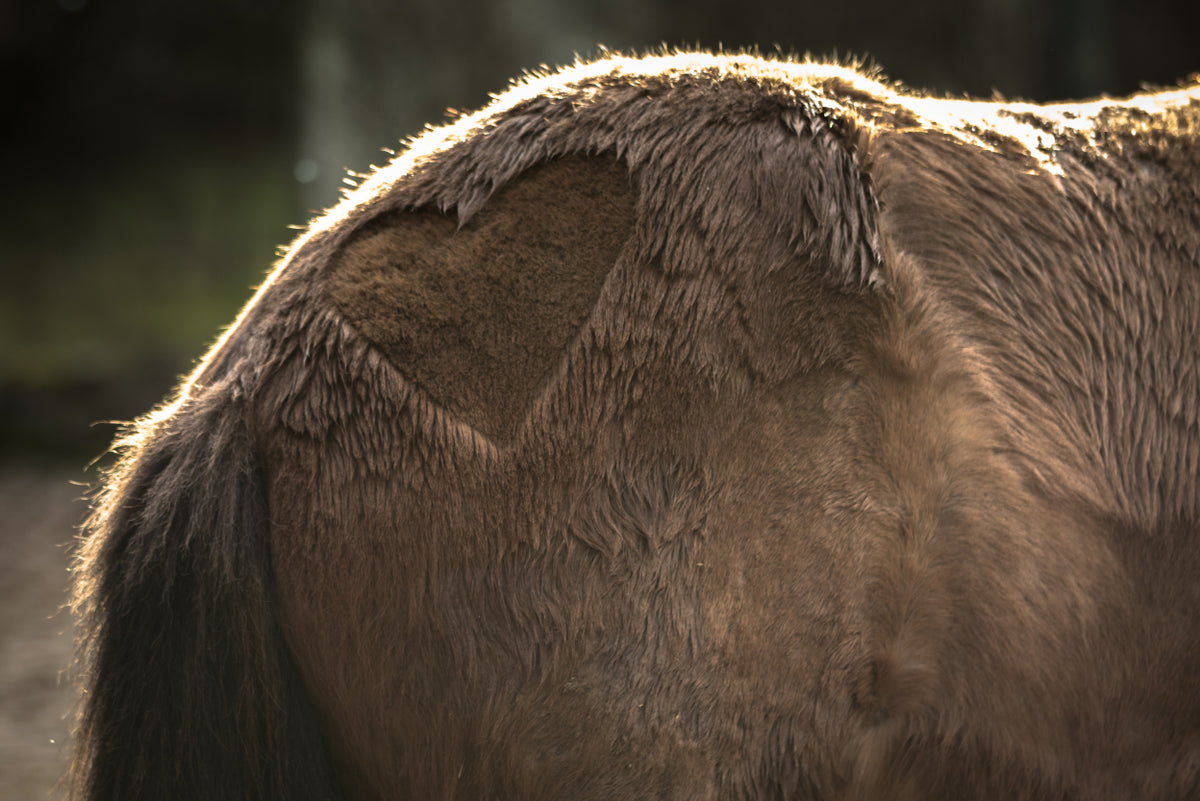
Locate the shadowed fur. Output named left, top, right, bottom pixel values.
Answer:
left=72, top=52, right=1200, bottom=800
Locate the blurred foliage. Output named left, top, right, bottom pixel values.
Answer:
left=0, top=146, right=299, bottom=460
left=2, top=151, right=296, bottom=385
left=1, top=0, right=300, bottom=461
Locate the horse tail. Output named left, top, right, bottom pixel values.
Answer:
left=70, top=377, right=343, bottom=801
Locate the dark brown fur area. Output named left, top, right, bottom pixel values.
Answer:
left=326, top=156, right=636, bottom=444
left=72, top=53, right=1200, bottom=800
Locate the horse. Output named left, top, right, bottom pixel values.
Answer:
left=71, top=53, right=1200, bottom=800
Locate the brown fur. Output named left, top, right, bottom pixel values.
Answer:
left=72, top=53, right=1200, bottom=800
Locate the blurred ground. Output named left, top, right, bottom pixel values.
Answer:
left=0, top=466, right=89, bottom=801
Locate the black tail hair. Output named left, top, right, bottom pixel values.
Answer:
left=71, top=384, right=343, bottom=801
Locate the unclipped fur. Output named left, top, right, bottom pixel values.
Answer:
left=72, top=53, right=1200, bottom=801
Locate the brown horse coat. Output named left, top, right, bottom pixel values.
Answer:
left=72, top=54, right=1200, bottom=800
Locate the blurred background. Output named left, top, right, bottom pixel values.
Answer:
left=1, top=0, right=1196, bottom=797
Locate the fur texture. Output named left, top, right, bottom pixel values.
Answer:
left=72, top=53, right=1200, bottom=800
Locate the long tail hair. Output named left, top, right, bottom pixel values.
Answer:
left=70, top=375, right=343, bottom=801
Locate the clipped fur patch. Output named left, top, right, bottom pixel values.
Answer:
left=324, top=155, right=635, bottom=444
